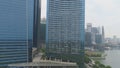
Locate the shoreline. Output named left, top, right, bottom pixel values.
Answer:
left=89, top=53, right=107, bottom=60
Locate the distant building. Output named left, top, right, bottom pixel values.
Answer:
left=95, top=34, right=102, bottom=44
left=86, top=23, right=92, bottom=32
left=102, top=26, right=105, bottom=43
left=105, top=36, right=120, bottom=46
left=112, top=36, right=119, bottom=45
left=92, top=27, right=100, bottom=34
left=0, top=0, right=40, bottom=66
left=85, top=23, right=92, bottom=47
left=91, top=27, right=98, bottom=44
left=91, top=27, right=102, bottom=44
left=46, top=0, right=85, bottom=67
left=85, top=32, right=92, bottom=47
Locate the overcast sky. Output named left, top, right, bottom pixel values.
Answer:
left=41, top=0, right=120, bottom=38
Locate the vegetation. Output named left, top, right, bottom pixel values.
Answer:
left=90, top=54, right=102, bottom=57
left=84, top=54, right=112, bottom=68
left=106, top=66, right=112, bottom=68
left=40, top=48, right=46, bottom=53
left=40, top=48, right=46, bottom=60
left=84, top=55, right=91, bottom=63
left=93, top=61, right=112, bottom=68
left=40, top=48, right=111, bottom=68
left=85, top=51, right=102, bottom=57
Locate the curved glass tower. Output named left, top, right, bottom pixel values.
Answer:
left=0, top=0, right=40, bottom=66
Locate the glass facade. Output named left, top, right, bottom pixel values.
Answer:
left=33, top=0, right=41, bottom=48
left=46, top=0, right=85, bottom=55
left=0, top=0, right=40, bottom=66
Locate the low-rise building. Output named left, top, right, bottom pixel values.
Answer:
left=8, top=60, right=78, bottom=68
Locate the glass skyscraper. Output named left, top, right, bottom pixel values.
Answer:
left=46, top=0, right=85, bottom=63
left=0, top=0, right=40, bottom=66
left=33, top=0, right=41, bottom=48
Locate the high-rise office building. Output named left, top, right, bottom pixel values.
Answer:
left=0, top=0, right=40, bottom=66
left=40, top=19, right=46, bottom=48
left=86, top=23, right=92, bottom=47
left=91, top=27, right=99, bottom=44
left=86, top=23, right=92, bottom=32
left=85, top=32, right=92, bottom=47
left=33, top=0, right=41, bottom=48
left=95, top=34, right=102, bottom=44
left=46, top=0, right=85, bottom=67
left=102, top=26, right=105, bottom=43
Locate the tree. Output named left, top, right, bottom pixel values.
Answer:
left=93, top=65, right=98, bottom=68
left=84, top=55, right=91, bottom=63
left=99, top=64, right=105, bottom=68
left=106, top=66, right=111, bottom=68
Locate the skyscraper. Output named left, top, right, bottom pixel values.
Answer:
left=46, top=0, right=85, bottom=67
left=33, top=0, right=41, bottom=48
left=102, top=26, right=105, bottom=43
left=87, top=23, right=92, bottom=32
left=0, top=0, right=40, bottom=66
left=86, top=23, right=92, bottom=47
left=85, top=32, right=92, bottom=47
left=91, top=27, right=100, bottom=44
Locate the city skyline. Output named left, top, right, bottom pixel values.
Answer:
left=41, top=0, right=120, bottom=38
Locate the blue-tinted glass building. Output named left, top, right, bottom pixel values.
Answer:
left=46, top=0, right=85, bottom=63
left=33, top=0, right=41, bottom=48
left=0, top=0, right=40, bottom=66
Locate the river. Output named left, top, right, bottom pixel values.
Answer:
left=100, top=49, right=120, bottom=68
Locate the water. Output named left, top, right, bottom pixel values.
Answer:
left=100, top=49, right=120, bottom=68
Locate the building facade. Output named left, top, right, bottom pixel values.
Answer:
left=33, top=0, right=41, bottom=48
left=85, top=32, right=92, bottom=47
left=95, top=34, right=102, bottom=44
left=86, top=23, right=92, bottom=32
left=40, top=19, right=46, bottom=48
left=0, top=0, right=40, bottom=66
left=91, top=27, right=100, bottom=44
left=8, top=61, right=78, bottom=68
left=102, top=26, right=105, bottom=44
left=46, top=0, right=85, bottom=65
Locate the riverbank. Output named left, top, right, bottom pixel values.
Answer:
left=85, top=50, right=107, bottom=60
left=90, top=53, right=107, bottom=60
left=85, top=54, right=111, bottom=68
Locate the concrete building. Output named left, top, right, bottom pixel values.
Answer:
left=8, top=60, right=78, bottom=68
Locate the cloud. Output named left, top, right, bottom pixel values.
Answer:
left=93, top=0, right=115, bottom=11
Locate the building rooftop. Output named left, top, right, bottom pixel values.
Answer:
left=8, top=60, right=78, bottom=67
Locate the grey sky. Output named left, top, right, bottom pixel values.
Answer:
left=41, top=0, right=120, bottom=38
